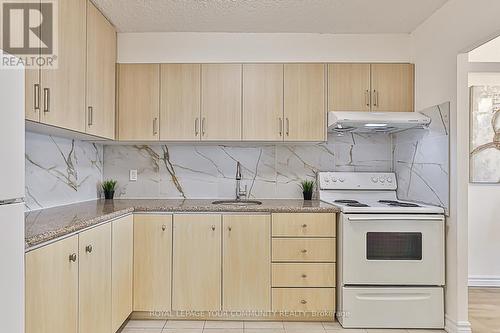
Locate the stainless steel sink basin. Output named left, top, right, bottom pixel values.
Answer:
left=212, top=199, right=262, bottom=206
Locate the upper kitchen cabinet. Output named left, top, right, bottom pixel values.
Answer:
left=117, top=64, right=160, bottom=141
left=371, top=63, right=414, bottom=112
left=284, top=64, right=326, bottom=141
left=201, top=64, right=242, bottom=141
left=328, top=63, right=371, bottom=112
left=328, top=63, right=415, bottom=112
left=160, top=64, right=201, bottom=141
left=242, top=64, right=284, bottom=141
left=39, top=0, right=86, bottom=132
left=86, top=0, right=117, bottom=139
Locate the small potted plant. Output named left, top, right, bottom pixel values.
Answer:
left=300, top=179, right=315, bottom=201
left=102, top=179, right=117, bottom=200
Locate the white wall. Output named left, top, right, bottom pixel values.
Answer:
left=117, top=32, right=412, bottom=63
left=411, top=1, right=500, bottom=332
left=467, top=70, right=500, bottom=286
left=469, top=36, right=500, bottom=62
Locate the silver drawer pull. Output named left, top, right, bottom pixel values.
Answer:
left=301, top=249, right=308, bottom=254
left=301, top=224, right=307, bottom=228
left=301, top=274, right=307, bottom=278
left=85, top=245, right=93, bottom=253
left=69, top=253, right=77, bottom=262
left=211, top=225, right=216, bottom=231
left=162, top=224, right=166, bottom=231
left=300, top=299, right=307, bottom=304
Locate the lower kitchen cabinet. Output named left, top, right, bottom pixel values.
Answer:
left=79, top=223, right=112, bottom=333
left=25, top=236, right=79, bottom=333
left=112, top=215, right=134, bottom=331
left=133, top=214, right=172, bottom=311
left=272, top=288, right=335, bottom=312
left=173, top=214, right=222, bottom=311
left=223, top=215, right=271, bottom=311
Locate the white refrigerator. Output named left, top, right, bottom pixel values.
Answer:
left=0, top=50, right=25, bottom=333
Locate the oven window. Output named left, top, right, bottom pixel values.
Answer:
left=366, top=232, right=422, bottom=260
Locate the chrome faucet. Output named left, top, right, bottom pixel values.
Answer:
left=235, top=162, right=247, bottom=200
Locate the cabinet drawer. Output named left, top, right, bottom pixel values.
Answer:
left=272, top=288, right=335, bottom=312
left=272, top=263, right=335, bottom=287
left=272, top=213, right=335, bottom=237
left=272, top=238, right=335, bottom=262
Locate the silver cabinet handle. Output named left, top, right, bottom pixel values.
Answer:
left=69, top=253, right=77, bottom=262
left=202, top=117, right=206, bottom=136
left=153, top=117, right=158, bottom=135
left=228, top=226, right=232, bottom=232
left=347, top=216, right=444, bottom=222
left=300, top=299, right=307, bottom=304
left=34, top=84, right=40, bottom=111
left=365, top=89, right=370, bottom=107
left=85, top=245, right=93, bottom=253
left=162, top=224, right=166, bottom=231
left=88, top=106, right=93, bottom=126
left=195, top=118, right=199, bottom=136
left=279, top=117, right=283, bottom=137
left=372, top=89, right=378, bottom=107
left=301, top=274, right=307, bottom=278
left=43, top=88, right=50, bottom=113
left=301, top=249, right=308, bottom=254
left=301, top=224, right=307, bottom=228
left=286, top=118, right=290, bottom=136
left=211, top=225, right=215, bottom=231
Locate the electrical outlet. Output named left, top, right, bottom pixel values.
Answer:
left=129, top=169, right=138, bottom=181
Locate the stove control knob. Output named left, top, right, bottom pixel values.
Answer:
left=339, top=178, right=345, bottom=183
left=371, top=177, right=378, bottom=183
left=324, top=178, right=330, bottom=183
left=380, top=178, right=385, bottom=183
left=332, top=178, right=337, bottom=182
left=387, top=178, right=393, bottom=183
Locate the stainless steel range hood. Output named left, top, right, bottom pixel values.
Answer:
left=328, top=111, right=431, bottom=134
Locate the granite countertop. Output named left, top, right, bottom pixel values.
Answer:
left=25, top=199, right=339, bottom=250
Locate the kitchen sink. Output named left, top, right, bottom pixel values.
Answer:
left=211, top=199, right=262, bottom=206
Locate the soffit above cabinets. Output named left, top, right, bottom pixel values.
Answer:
left=92, top=0, right=448, bottom=34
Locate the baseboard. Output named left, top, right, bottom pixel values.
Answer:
left=468, top=275, right=500, bottom=287
left=445, top=315, right=472, bottom=333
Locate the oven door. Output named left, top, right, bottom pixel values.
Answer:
left=341, top=214, right=445, bottom=285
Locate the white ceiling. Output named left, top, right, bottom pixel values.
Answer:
left=93, top=0, right=449, bottom=34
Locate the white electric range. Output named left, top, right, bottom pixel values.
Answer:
left=319, top=172, right=445, bottom=330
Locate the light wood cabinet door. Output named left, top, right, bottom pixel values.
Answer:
left=25, top=69, right=40, bottom=122
left=112, top=215, right=133, bottom=332
left=133, top=214, right=172, bottom=311
left=284, top=64, right=326, bottom=141
left=371, top=63, right=414, bottom=112
left=117, top=64, right=160, bottom=140
left=40, top=0, right=86, bottom=132
left=201, top=64, right=242, bottom=141
left=173, top=214, right=222, bottom=311
left=86, top=0, right=116, bottom=139
left=242, top=64, right=284, bottom=141
left=328, top=63, right=371, bottom=112
left=223, top=215, right=271, bottom=311
left=79, top=223, right=112, bottom=333
left=160, top=64, right=201, bottom=140
left=26, top=236, right=79, bottom=333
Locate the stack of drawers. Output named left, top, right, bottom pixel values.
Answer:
left=271, top=213, right=336, bottom=313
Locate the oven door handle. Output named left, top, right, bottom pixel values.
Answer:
left=347, top=216, right=444, bottom=222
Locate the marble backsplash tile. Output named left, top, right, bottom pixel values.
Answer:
left=393, top=102, right=450, bottom=214
left=25, top=132, right=103, bottom=210
left=103, top=133, right=393, bottom=199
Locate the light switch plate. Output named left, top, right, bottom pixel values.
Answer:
left=129, top=169, right=138, bottom=181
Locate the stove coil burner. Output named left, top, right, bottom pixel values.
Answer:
left=334, top=200, right=360, bottom=204
left=378, top=200, right=421, bottom=208
left=346, top=202, right=370, bottom=207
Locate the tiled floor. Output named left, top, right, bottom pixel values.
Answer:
left=120, top=320, right=445, bottom=333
